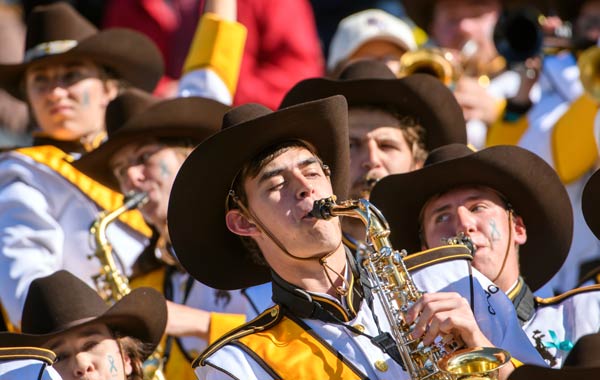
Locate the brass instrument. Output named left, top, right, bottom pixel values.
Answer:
left=310, top=196, right=511, bottom=380
left=578, top=46, right=600, bottom=103
left=397, top=44, right=498, bottom=88
left=398, top=48, right=463, bottom=87
left=89, top=192, right=167, bottom=380
left=89, top=191, right=148, bottom=302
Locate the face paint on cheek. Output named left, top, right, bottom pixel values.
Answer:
left=158, top=159, right=171, bottom=179
left=489, top=219, right=501, bottom=245
left=108, top=354, right=118, bottom=375
left=81, top=90, right=90, bottom=107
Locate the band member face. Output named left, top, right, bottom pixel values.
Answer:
left=111, top=140, right=190, bottom=227
left=227, top=147, right=342, bottom=264
left=420, top=186, right=526, bottom=287
left=25, top=59, right=118, bottom=142
left=348, top=40, right=408, bottom=74
left=430, top=0, right=500, bottom=59
left=45, top=323, right=132, bottom=380
left=348, top=107, right=419, bottom=199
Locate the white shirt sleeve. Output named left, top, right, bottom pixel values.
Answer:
left=178, top=69, right=232, bottom=105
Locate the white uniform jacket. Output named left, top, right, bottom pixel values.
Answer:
left=196, top=253, right=545, bottom=380
left=522, top=284, right=600, bottom=368
left=0, top=147, right=147, bottom=329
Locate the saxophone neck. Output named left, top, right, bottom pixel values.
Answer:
left=310, top=197, right=392, bottom=252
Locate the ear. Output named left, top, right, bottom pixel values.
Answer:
left=512, top=214, right=527, bottom=245
left=122, top=352, right=133, bottom=376
left=102, top=79, right=120, bottom=105
left=412, top=159, right=424, bottom=170
left=226, top=209, right=261, bottom=237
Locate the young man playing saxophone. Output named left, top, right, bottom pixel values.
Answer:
left=167, top=96, right=545, bottom=379
left=370, top=143, right=600, bottom=367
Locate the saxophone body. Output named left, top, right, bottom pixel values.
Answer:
left=89, top=191, right=148, bottom=301
left=310, top=196, right=510, bottom=380
left=90, top=192, right=167, bottom=380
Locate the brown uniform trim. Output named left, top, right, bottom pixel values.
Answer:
left=405, top=245, right=472, bottom=272
left=0, top=347, right=56, bottom=365
left=535, top=284, right=600, bottom=306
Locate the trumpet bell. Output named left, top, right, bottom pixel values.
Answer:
left=438, top=347, right=511, bottom=380
left=398, top=48, right=462, bottom=87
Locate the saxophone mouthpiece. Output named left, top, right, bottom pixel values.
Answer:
left=359, top=177, right=380, bottom=198
left=123, top=191, right=149, bottom=211
left=309, top=196, right=337, bottom=220
left=443, top=233, right=476, bottom=255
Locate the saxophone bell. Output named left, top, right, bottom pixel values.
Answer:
left=438, top=347, right=511, bottom=380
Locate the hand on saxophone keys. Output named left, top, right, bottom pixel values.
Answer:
left=406, top=292, right=514, bottom=380
left=405, top=292, right=487, bottom=348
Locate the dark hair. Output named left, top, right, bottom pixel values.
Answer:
left=116, top=335, right=155, bottom=380
left=229, top=140, right=322, bottom=265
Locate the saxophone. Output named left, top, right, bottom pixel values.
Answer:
left=89, top=192, right=167, bottom=380
left=310, top=196, right=511, bottom=380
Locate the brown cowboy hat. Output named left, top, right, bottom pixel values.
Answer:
left=508, top=332, right=600, bottom=379
left=403, top=0, right=551, bottom=31
left=0, top=2, right=163, bottom=100
left=582, top=168, right=600, bottom=239
left=19, top=270, right=167, bottom=359
left=72, top=88, right=228, bottom=191
left=168, top=96, right=350, bottom=290
left=280, top=59, right=467, bottom=150
left=369, top=143, right=573, bottom=292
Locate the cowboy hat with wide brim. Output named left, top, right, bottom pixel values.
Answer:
left=369, top=143, right=573, bottom=292
left=0, top=2, right=163, bottom=100
left=582, top=168, right=600, bottom=239
left=73, top=88, right=229, bottom=191
left=280, top=60, right=467, bottom=150
left=168, top=96, right=350, bottom=290
left=19, top=270, right=167, bottom=359
left=403, top=0, right=552, bottom=30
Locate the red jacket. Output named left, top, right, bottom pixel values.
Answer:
left=103, top=0, right=324, bottom=108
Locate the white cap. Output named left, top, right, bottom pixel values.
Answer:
left=328, top=9, right=417, bottom=72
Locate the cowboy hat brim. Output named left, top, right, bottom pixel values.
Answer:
left=168, top=96, right=350, bottom=290
left=508, top=364, right=600, bottom=380
left=19, top=288, right=166, bottom=359
left=73, top=96, right=229, bottom=191
left=280, top=73, right=466, bottom=149
left=370, top=145, right=572, bottom=291
left=0, top=28, right=164, bottom=100
left=582, top=169, right=600, bottom=239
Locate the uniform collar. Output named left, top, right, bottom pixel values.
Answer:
left=32, top=135, right=87, bottom=156
left=507, top=276, right=535, bottom=325
left=271, top=247, right=364, bottom=322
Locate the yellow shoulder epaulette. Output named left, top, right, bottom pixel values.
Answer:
left=551, top=94, right=598, bottom=184
left=405, top=244, right=472, bottom=272
left=193, top=305, right=283, bottom=368
left=14, top=145, right=152, bottom=237
left=486, top=114, right=529, bottom=147
left=535, top=284, right=600, bottom=306
left=0, top=346, right=56, bottom=365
